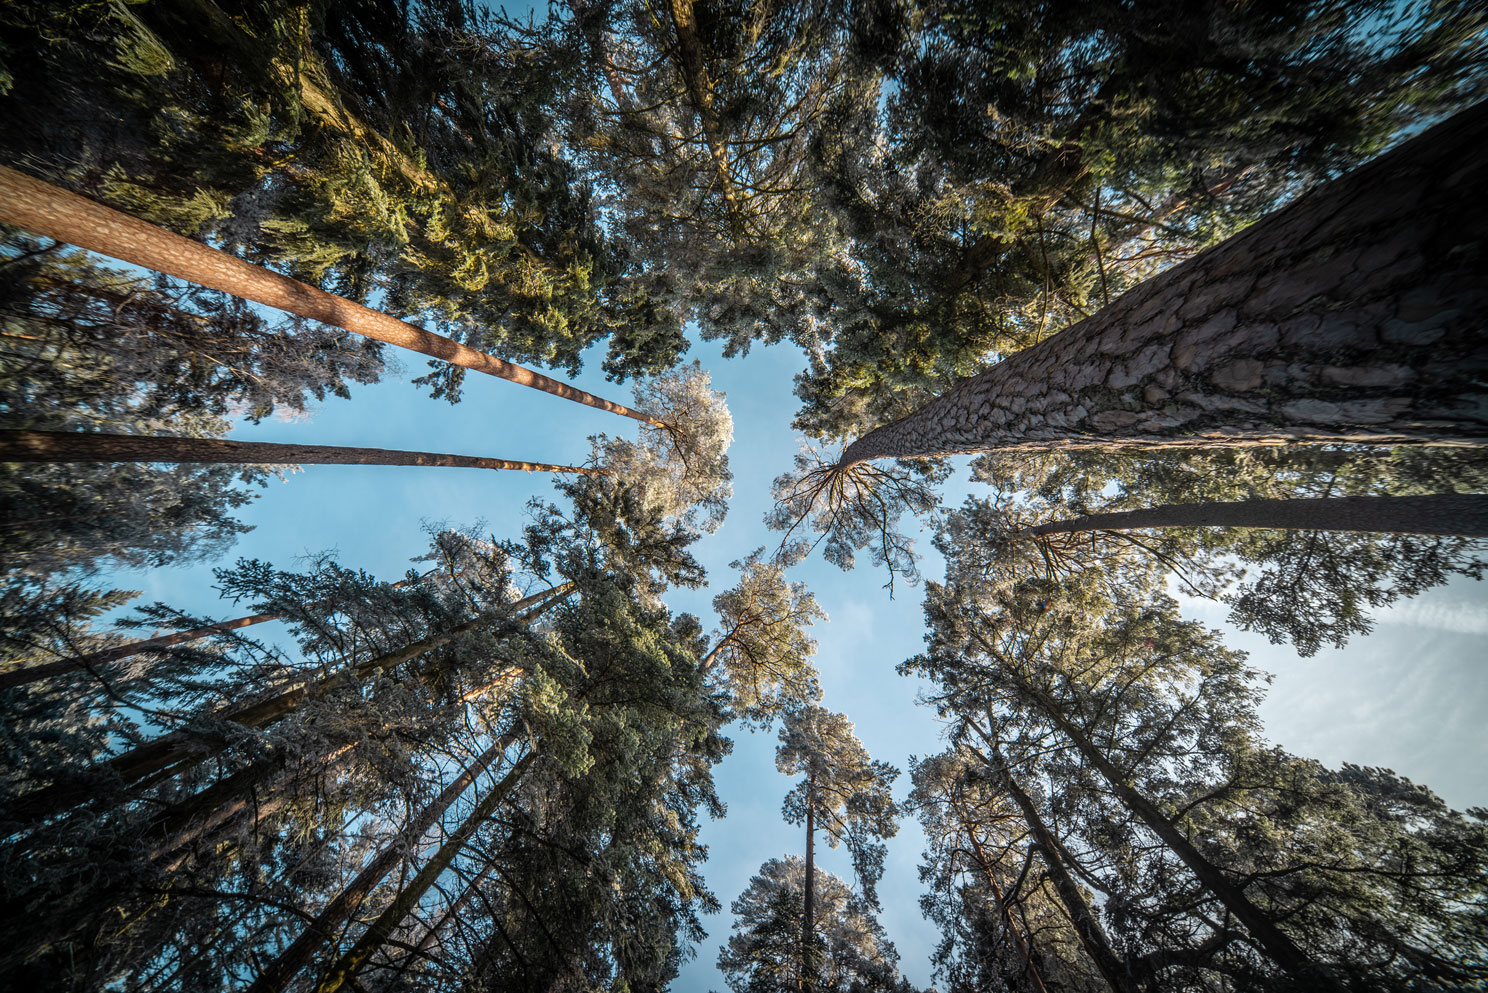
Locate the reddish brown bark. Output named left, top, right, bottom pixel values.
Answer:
left=0, top=429, right=602, bottom=475
left=0, top=166, right=663, bottom=425
left=841, top=102, right=1488, bottom=464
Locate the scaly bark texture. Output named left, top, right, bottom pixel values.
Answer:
left=840, top=102, right=1488, bottom=464
left=1026, top=494, right=1488, bottom=538
left=0, top=166, right=663, bottom=425
left=0, top=428, right=602, bottom=475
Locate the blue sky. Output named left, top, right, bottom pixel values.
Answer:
left=100, top=322, right=1488, bottom=992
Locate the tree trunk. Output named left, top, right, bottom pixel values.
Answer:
left=247, top=734, right=516, bottom=993
left=665, top=0, right=745, bottom=234
left=0, top=568, right=481, bottom=691
left=949, top=797, right=1051, bottom=993
left=1023, top=688, right=1343, bottom=991
left=0, top=429, right=602, bottom=475
left=801, top=773, right=816, bottom=993
left=0, top=166, right=663, bottom=426
left=1025, top=494, right=1488, bottom=538
left=313, top=751, right=537, bottom=993
left=839, top=102, right=1488, bottom=464
left=967, top=734, right=1137, bottom=993
left=7, top=584, right=565, bottom=825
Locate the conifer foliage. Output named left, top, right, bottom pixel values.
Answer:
left=3, top=0, right=1488, bottom=990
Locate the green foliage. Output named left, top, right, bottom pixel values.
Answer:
left=719, top=857, right=912, bottom=993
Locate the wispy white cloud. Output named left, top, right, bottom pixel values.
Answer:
left=1377, top=598, right=1488, bottom=635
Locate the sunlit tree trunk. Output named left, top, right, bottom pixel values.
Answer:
left=665, top=0, right=745, bottom=234
left=0, top=166, right=663, bottom=425
left=313, top=751, right=538, bottom=993
left=840, top=102, right=1488, bottom=465
left=1025, top=494, right=1488, bottom=538
left=0, top=429, right=602, bottom=475
left=246, top=734, right=517, bottom=993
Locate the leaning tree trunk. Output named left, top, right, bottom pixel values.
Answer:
left=0, top=568, right=497, bottom=691
left=1021, top=686, right=1343, bottom=991
left=1025, top=494, right=1488, bottom=538
left=840, top=101, right=1488, bottom=465
left=0, top=166, right=663, bottom=426
left=247, top=733, right=518, bottom=993
left=948, top=796, right=1052, bottom=993
left=970, top=734, right=1138, bottom=993
left=7, top=584, right=564, bottom=826
left=313, top=750, right=538, bottom=993
left=0, top=429, right=602, bottom=475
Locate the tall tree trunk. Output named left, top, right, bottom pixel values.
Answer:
left=965, top=731, right=1138, bottom=993
left=949, top=797, right=1051, bottom=993
left=0, top=568, right=472, bottom=691
left=313, top=751, right=538, bottom=993
left=665, top=0, right=746, bottom=235
left=839, top=102, right=1488, bottom=465
left=0, top=429, right=602, bottom=475
left=247, top=733, right=517, bottom=993
left=0, top=166, right=663, bottom=426
left=1025, top=494, right=1488, bottom=538
left=1020, top=686, right=1343, bottom=990
left=801, top=773, right=816, bottom=993
left=7, top=584, right=565, bottom=825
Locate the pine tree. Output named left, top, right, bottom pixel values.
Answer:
left=776, top=705, right=900, bottom=989
left=719, top=857, right=912, bottom=993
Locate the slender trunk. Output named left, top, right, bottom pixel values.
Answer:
left=0, top=166, right=663, bottom=426
left=800, top=773, right=815, bottom=993
left=966, top=734, right=1136, bottom=993
left=1025, top=494, right=1488, bottom=538
left=0, top=429, right=602, bottom=475
left=0, top=568, right=451, bottom=691
left=313, top=751, right=538, bottom=993
left=247, top=734, right=516, bottom=993
left=1025, top=689, right=1342, bottom=990
left=7, top=584, right=567, bottom=825
left=665, top=0, right=745, bottom=235
left=840, top=102, right=1488, bottom=464
left=950, top=799, right=1051, bottom=993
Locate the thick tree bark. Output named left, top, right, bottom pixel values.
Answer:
left=313, top=750, right=538, bottom=993
left=7, top=584, right=565, bottom=825
left=1025, top=494, right=1488, bottom=538
left=247, top=734, right=517, bottom=993
left=0, top=429, right=602, bottom=475
left=0, top=568, right=476, bottom=691
left=0, top=166, right=663, bottom=426
left=801, top=777, right=816, bottom=993
left=840, top=102, right=1488, bottom=464
left=1023, top=688, right=1343, bottom=991
left=967, top=733, right=1137, bottom=993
